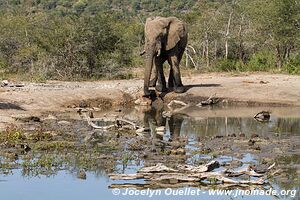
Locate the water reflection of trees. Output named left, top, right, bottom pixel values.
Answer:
left=180, top=117, right=300, bottom=138
left=273, top=154, right=300, bottom=199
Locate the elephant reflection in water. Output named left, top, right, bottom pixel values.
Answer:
left=142, top=106, right=184, bottom=140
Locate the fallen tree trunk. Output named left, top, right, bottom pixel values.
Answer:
left=109, top=162, right=277, bottom=186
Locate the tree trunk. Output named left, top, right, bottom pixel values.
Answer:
left=283, top=44, right=292, bottom=60
left=202, top=41, right=205, bottom=59
left=225, top=11, right=233, bottom=60
left=87, top=52, right=95, bottom=77
left=214, top=40, right=217, bottom=60
left=275, top=45, right=282, bottom=68
left=205, top=32, right=209, bottom=68
left=185, top=49, right=189, bottom=68
left=238, top=23, right=245, bottom=63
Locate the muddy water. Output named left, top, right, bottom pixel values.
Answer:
left=0, top=106, right=299, bottom=200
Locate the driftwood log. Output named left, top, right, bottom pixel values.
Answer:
left=109, top=161, right=278, bottom=187
left=165, top=94, right=220, bottom=117
left=196, top=93, right=219, bottom=107
left=80, top=112, right=140, bottom=131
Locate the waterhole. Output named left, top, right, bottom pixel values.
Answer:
left=0, top=105, right=299, bottom=200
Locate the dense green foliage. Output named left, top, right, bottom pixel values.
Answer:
left=0, top=0, right=299, bottom=80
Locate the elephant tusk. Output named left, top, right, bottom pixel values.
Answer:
left=157, top=49, right=161, bottom=57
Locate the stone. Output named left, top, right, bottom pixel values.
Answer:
left=58, top=121, right=71, bottom=125
left=77, top=169, right=87, bottom=180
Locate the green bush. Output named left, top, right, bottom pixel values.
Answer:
left=246, top=51, right=275, bottom=71
left=214, top=59, right=237, bottom=72
left=283, top=56, right=300, bottom=75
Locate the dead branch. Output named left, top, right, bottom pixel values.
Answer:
left=185, top=46, right=198, bottom=69
left=196, top=93, right=219, bottom=107
left=188, top=45, right=196, bottom=54
left=81, top=112, right=140, bottom=131
left=225, top=11, right=233, bottom=59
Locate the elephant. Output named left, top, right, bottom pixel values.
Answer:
left=143, top=16, right=188, bottom=96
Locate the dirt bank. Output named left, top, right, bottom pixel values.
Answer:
left=0, top=72, right=299, bottom=129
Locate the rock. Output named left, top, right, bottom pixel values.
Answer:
left=77, top=169, right=87, bottom=180
left=58, top=121, right=71, bottom=125
left=254, top=111, right=270, bottom=122
left=227, top=160, right=243, bottom=168
left=43, top=114, right=57, bottom=120
left=134, top=96, right=152, bottom=106
left=215, top=135, right=224, bottom=138
left=239, top=133, right=245, bottom=137
left=259, top=80, right=269, bottom=84
left=251, top=133, right=259, bottom=138
left=206, top=160, right=220, bottom=171
left=251, top=133, right=259, bottom=139
left=249, top=164, right=270, bottom=174
left=229, top=133, right=236, bottom=137
left=79, top=101, right=88, bottom=108
left=1, top=80, right=9, bottom=87
left=248, top=139, right=255, bottom=146
left=12, top=114, right=41, bottom=122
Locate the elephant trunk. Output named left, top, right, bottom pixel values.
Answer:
left=144, top=48, right=155, bottom=96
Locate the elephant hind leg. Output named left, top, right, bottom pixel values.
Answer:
left=167, top=65, right=174, bottom=89
left=168, top=54, right=184, bottom=93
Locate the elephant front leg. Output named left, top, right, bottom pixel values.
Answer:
left=149, top=63, right=157, bottom=87
left=154, top=56, right=167, bottom=93
left=168, top=55, right=185, bottom=93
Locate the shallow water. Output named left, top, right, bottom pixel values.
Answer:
left=0, top=106, right=299, bottom=200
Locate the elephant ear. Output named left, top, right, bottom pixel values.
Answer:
left=166, top=18, right=186, bottom=51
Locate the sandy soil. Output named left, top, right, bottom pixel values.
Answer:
left=0, top=72, right=299, bottom=129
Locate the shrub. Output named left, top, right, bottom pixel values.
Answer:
left=246, top=51, right=275, bottom=71
left=214, top=59, right=237, bottom=72
left=283, top=56, right=300, bottom=75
